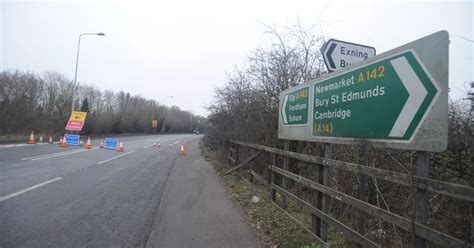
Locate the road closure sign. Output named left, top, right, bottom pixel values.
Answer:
left=322, top=39, right=376, bottom=72
left=104, top=138, right=118, bottom=150
left=278, top=31, right=449, bottom=152
left=65, top=111, right=87, bottom=131
left=65, top=134, right=80, bottom=146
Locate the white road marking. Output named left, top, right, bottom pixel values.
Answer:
left=0, top=177, right=63, bottom=202
left=27, top=148, right=99, bottom=161
left=0, top=143, right=55, bottom=148
left=97, top=151, right=135, bottom=165
left=21, top=149, right=83, bottom=160
left=142, top=144, right=154, bottom=149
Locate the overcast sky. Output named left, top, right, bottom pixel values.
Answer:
left=1, top=0, right=473, bottom=116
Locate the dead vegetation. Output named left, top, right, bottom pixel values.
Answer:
left=204, top=22, right=473, bottom=247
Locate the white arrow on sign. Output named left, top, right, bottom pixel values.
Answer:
left=322, top=39, right=376, bottom=72
left=281, top=94, right=289, bottom=124
left=389, top=56, right=436, bottom=137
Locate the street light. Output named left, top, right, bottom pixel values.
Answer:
left=71, top=32, right=105, bottom=112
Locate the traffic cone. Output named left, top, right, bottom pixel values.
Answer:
left=27, top=131, right=36, bottom=144
left=58, top=137, right=63, bottom=146
left=100, top=142, right=104, bottom=148
left=85, top=136, right=92, bottom=149
left=179, top=144, right=186, bottom=155
left=117, top=142, right=124, bottom=152
left=48, top=136, right=53, bottom=144
left=39, top=136, right=44, bottom=143
left=169, top=143, right=173, bottom=148
left=79, top=139, right=83, bottom=146
left=158, top=142, right=161, bottom=147
left=59, top=135, right=68, bottom=148
left=153, top=142, right=157, bottom=147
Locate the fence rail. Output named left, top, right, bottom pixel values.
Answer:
left=223, top=138, right=473, bottom=247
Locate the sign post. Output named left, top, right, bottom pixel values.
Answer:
left=279, top=31, right=449, bottom=152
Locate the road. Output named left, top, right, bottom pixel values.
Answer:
left=0, top=134, right=258, bottom=248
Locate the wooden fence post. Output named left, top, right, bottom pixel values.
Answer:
left=311, top=143, right=331, bottom=241
left=282, top=139, right=290, bottom=209
left=471, top=202, right=474, bottom=244
left=357, top=143, right=369, bottom=247
left=249, top=159, right=254, bottom=183
left=415, top=151, right=430, bottom=248
left=227, top=143, right=231, bottom=166
left=321, top=143, right=331, bottom=241
left=271, top=152, right=277, bottom=202
left=235, top=144, right=240, bottom=166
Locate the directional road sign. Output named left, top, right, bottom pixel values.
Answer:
left=322, top=39, right=376, bottom=72
left=279, top=31, right=449, bottom=152
left=281, top=86, right=309, bottom=125
left=312, top=50, right=439, bottom=140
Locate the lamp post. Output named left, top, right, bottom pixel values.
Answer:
left=71, top=32, right=105, bottom=112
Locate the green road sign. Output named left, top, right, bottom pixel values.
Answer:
left=312, top=50, right=439, bottom=140
left=281, top=86, right=309, bottom=125
left=278, top=30, right=449, bottom=152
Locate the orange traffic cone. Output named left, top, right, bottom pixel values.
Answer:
left=179, top=144, right=186, bottom=155
left=59, top=135, right=68, bottom=148
left=79, top=139, right=83, bottom=146
left=85, top=136, right=92, bottom=149
left=153, top=142, right=157, bottom=147
left=158, top=142, right=161, bottom=147
left=39, top=136, right=44, bottom=143
left=117, top=142, right=124, bottom=152
left=48, top=136, right=53, bottom=144
left=100, top=142, right=104, bottom=148
left=27, top=131, right=36, bottom=144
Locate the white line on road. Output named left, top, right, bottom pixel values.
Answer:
left=0, top=143, right=50, bottom=148
left=142, top=144, right=154, bottom=149
left=21, top=149, right=83, bottom=160
left=29, top=148, right=99, bottom=161
left=97, top=151, right=135, bottom=165
left=0, top=177, right=63, bottom=202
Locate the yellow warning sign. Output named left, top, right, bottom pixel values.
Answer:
left=70, top=111, right=87, bottom=122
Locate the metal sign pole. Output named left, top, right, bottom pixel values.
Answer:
left=415, top=151, right=430, bottom=248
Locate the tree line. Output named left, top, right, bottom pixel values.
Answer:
left=0, top=70, right=205, bottom=137
left=206, top=23, right=473, bottom=246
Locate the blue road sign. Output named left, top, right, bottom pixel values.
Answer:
left=104, top=138, right=118, bottom=149
left=65, top=134, right=80, bottom=146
